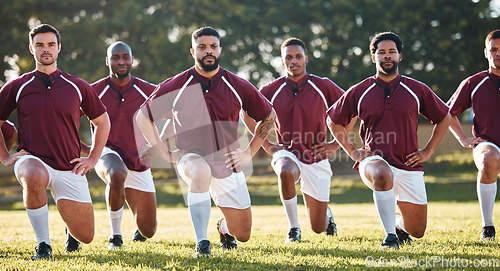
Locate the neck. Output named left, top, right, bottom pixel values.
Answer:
left=376, top=71, right=399, bottom=83
left=35, top=63, right=57, bottom=75
left=194, top=65, right=219, bottom=79
left=287, top=72, right=307, bottom=83
left=489, top=67, right=500, bottom=77
left=110, top=74, right=132, bottom=87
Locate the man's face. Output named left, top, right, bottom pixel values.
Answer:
left=107, top=46, right=133, bottom=78
left=485, top=38, right=500, bottom=71
left=29, top=32, right=60, bottom=66
left=372, top=40, right=401, bottom=75
left=191, top=35, right=221, bottom=72
left=281, top=45, right=308, bottom=78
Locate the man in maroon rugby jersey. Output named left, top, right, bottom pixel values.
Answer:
left=242, top=37, right=355, bottom=243
left=77, top=42, right=158, bottom=250
left=136, top=26, right=275, bottom=258
left=0, top=24, right=110, bottom=259
left=328, top=32, right=450, bottom=249
left=448, top=29, right=500, bottom=241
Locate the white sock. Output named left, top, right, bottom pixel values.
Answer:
left=281, top=195, right=300, bottom=229
left=395, top=213, right=405, bottom=231
left=219, top=217, right=229, bottom=235
left=26, top=204, right=50, bottom=245
left=188, top=191, right=211, bottom=243
left=373, top=189, right=396, bottom=235
left=108, top=207, right=123, bottom=236
left=478, top=182, right=497, bottom=227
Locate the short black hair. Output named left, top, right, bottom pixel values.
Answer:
left=29, top=24, right=61, bottom=45
left=485, top=29, right=500, bottom=48
left=280, top=38, right=307, bottom=53
left=370, top=32, right=403, bottom=55
left=192, top=26, right=220, bottom=46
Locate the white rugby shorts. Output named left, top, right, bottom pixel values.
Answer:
left=177, top=153, right=251, bottom=209
left=14, top=155, right=92, bottom=203
left=271, top=149, right=333, bottom=202
left=359, top=155, right=427, bottom=205
left=96, top=147, right=155, bottom=193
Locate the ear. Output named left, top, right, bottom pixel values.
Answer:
left=371, top=53, right=376, bottom=63
left=484, top=48, right=488, bottom=59
left=29, top=44, right=34, bottom=55
left=305, top=55, right=309, bottom=64
left=399, top=52, right=403, bottom=61
left=190, top=48, right=195, bottom=58
left=105, top=57, right=109, bottom=67
left=57, top=43, right=61, bottom=53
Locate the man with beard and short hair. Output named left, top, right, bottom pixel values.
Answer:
left=327, top=32, right=451, bottom=249
left=76, top=41, right=158, bottom=251
left=136, top=26, right=275, bottom=258
left=0, top=24, right=110, bottom=260
left=447, top=29, right=500, bottom=241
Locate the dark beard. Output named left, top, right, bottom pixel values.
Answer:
left=379, top=60, right=398, bottom=75
left=116, top=71, right=130, bottom=78
left=199, top=55, right=219, bottom=72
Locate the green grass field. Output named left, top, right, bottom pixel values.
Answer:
left=1, top=203, right=500, bottom=270
left=1, top=149, right=500, bottom=270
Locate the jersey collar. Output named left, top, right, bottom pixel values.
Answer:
left=106, top=75, right=136, bottom=91
left=33, top=69, right=61, bottom=80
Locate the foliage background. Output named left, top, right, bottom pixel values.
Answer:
left=1, top=0, right=499, bottom=100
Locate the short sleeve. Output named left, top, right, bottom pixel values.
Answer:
left=419, top=85, right=449, bottom=124
left=0, top=81, right=17, bottom=120
left=447, top=78, right=472, bottom=117
left=327, top=87, right=358, bottom=126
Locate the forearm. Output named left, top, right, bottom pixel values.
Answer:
left=424, top=113, right=451, bottom=154
left=449, top=115, right=469, bottom=142
left=136, top=110, right=173, bottom=161
left=244, top=109, right=276, bottom=157
left=88, top=113, right=110, bottom=161
left=0, top=120, right=9, bottom=162
left=327, top=117, right=356, bottom=155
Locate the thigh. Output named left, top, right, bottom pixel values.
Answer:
left=125, top=188, right=157, bottom=222
left=219, top=206, right=252, bottom=241
left=176, top=153, right=212, bottom=191
left=57, top=199, right=94, bottom=243
left=473, top=142, right=500, bottom=175
left=303, top=193, right=328, bottom=233
left=359, top=155, right=393, bottom=190
left=397, top=201, right=427, bottom=238
left=95, top=150, right=128, bottom=184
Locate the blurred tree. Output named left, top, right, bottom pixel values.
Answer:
left=0, top=0, right=497, bottom=101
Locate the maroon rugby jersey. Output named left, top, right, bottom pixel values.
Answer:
left=0, top=69, right=106, bottom=170
left=142, top=67, right=273, bottom=178
left=260, top=73, right=344, bottom=164
left=328, top=74, right=448, bottom=171
left=448, top=71, right=500, bottom=147
left=91, top=76, right=156, bottom=171
left=1, top=120, right=16, bottom=141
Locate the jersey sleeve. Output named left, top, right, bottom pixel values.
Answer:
left=447, top=78, right=472, bottom=117
left=80, top=82, right=107, bottom=120
left=0, top=81, right=18, bottom=120
left=327, top=87, right=358, bottom=126
left=242, top=82, right=272, bottom=122
left=419, top=84, right=449, bottom=124
left=324, top=78, right=345, bottom=107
